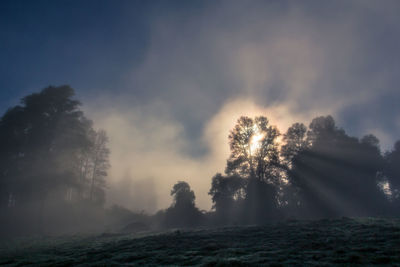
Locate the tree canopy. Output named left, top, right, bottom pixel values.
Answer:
left=226, top=116, right=281, bottom=183
left=0, top=85, right=110, bottom=208
left=282, top=116, right=388, bottom=218
left=164, top=181, right=203, bottom=227
left=210, top=116, right=284, bottom=224
left=210, top=114, right=397, bottom=223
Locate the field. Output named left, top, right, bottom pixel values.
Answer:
left=1, top=217, right=400, bottom=266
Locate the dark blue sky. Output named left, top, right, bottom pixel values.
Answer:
left=1, top=1, right=149, bottom=106
left=0, top=1, right=204, bottom=109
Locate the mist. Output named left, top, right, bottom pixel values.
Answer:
left=76, top=0, right=400, bottom=212
left=1, top=0, right=400, bottom=241
left=2, top=1, right=400, bottom=265
left=83, top=99, right=308, bottom=212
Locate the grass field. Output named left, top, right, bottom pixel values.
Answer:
left=1, top=217, right=399, bottom=266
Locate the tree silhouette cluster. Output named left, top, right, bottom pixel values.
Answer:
left=208, top=115, right=400, bottom=225
left=0, top=86, right=110, bottom=236
left=2, top=85, right=400, bottom=235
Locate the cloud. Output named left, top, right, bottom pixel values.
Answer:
left=121, top=0, right=399, bottom=129
left=83, top=0, right=400, bottom=211
left=85, top=98, right=311, bottom=212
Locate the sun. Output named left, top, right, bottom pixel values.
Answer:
left=250, top=132, right=264, bottom=154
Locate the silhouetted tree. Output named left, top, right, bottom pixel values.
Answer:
left=0, top=86, right=91, bottom=205
left=281, top=122, right=308, bottom=164
left=384, top=140, right=400, bottom=214
left=289, top=116, right=388, bottom=218
left=226, top=116, right=281, bottom=183
left=164, top=181, right=203, bottom=228
left=74, top=128, right=109, bottom=205
left=84, top=130, right=110, bottom=205
left=280, top=123, right=309, bottom=216
left=208, top=173, right=244, bottom=223
left=0, top=86, right=110, bottom=234
left=212, top=116, right=283, bottom=223
left=171, top=181, right=196, bottom=209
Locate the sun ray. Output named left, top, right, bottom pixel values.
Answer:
left=250, top=132, right=265, bottom=154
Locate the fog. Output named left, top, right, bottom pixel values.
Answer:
left=1, top=0, right=400, bottom=238
left=84, top=99, right=309, bottom=212
left=81, top=0, right=400, bottom=212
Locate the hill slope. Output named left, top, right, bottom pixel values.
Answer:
left=1, top=217, right=400, bottom=266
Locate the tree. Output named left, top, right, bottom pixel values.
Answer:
left=170, top=181, right=196, bottom=209
left=0, top=85, right=110, bottom=208
left=384, top=140, right=400, bottom=214
left=281, top=122, right=308, bottom=164
left=88, top=130, right=109, bottom=205
left=208, top=173, right=244, bottom=223
left=220, top=116, right=282, bottom=223
left=226, top=116, right=281, bottom=183
left=74, top=128, right=109, bottom=205
left=280, top=123, right=309, bottom=215
left=163, top=181, right=203, bottom=228
left=288, top=116, right=388, bottom=218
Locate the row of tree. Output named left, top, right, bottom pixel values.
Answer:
left=204, top=115, right=400, bottom=224
left=158, top=115, right=400, bottom=228
left=2, top=85, right=400, bottom=234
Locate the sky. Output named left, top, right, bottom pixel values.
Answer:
left=1, top=0, right=400, bottom=212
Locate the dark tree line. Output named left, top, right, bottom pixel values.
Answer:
left=139, top=115, right=400, bottom=229
left=0, top=86, right=110, bottom=236
left=2, top=85, right=400, bottom=235
left=207, top=115, right=400, bottom=225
